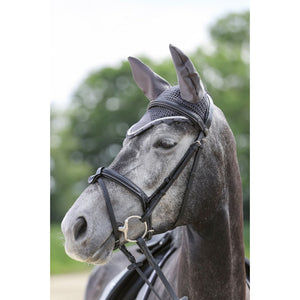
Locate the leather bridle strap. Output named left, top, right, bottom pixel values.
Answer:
left=141, top=130, right=206, bottom=224
left=89, top=168, right=148, bottom=210
left=89, top=167, right=152, bottom=247
left=172, top=134, right=203, bottom=227
left=119, top=244, right=164, bottom=300
left=96, top=177, right=122, bottom=248
left=137, top=237, right=186, bottom=300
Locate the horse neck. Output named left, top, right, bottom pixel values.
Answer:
left=177, top=140, right=246, bottom=300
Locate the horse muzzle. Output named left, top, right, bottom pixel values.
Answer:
left=61, top=212, right=115, bottom=264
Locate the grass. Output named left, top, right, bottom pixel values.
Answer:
left=51, top=221, right=250, bottom=274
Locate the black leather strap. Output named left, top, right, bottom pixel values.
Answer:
left=173, top=139, right=203, bottom=227
left=141, top=140, right=202, bottom=223
left=137, top=237, right=180, bottom=300
left=97, top=178, right=121, bottom=248
left=120, top=245, right=163, bottom=300
left=141, top=245, right=176, bottom=300
left=102, top=169, right=148, bottom=208
left=89, top=167, right=148, bottom=210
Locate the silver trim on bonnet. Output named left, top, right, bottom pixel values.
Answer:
left=127, top=116, right=189, bottom=137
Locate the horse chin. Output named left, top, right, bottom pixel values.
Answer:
left=87, top=234, right=115, bottom=265
left=65, top=233, right=115, bottom=265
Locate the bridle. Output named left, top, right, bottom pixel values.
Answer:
left=87, top=96, right=213, bottom=300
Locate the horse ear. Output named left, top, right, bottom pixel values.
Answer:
left=169, top=44, right=205, bottom=103
left=128, top=57, right=170, bottom=101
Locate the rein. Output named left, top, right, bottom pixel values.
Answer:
left=87, top=97, right=213, bottom=300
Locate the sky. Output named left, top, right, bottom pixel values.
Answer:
left=52, top=0, right=249, bottom=109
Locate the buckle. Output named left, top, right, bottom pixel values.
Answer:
left=88, top=167, right=103, bottom=184
left=195, top=140, right=201, bottom=147
left=118, top=215, right=148, bottom=243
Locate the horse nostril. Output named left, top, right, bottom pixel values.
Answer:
left=74, top=217, right=87, bottom=241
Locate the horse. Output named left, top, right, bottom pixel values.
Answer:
left=61, top=45, right=250, bottom=300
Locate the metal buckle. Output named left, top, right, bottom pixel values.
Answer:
left=195, top=140, right=201, bottom=146
left=88, top=167, right=103, bottom=184
left=118, top=215, right=148, bottom=243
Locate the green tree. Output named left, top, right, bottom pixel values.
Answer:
left=51, top=106, right=91, bottom=222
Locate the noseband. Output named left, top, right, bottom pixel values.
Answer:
left=88, top=97, right=213, bottom=300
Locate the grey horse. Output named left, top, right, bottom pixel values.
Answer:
left=61, top=45, right=250, bottom=300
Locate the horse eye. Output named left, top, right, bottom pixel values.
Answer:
left=154, top=138, right=177, bottom=149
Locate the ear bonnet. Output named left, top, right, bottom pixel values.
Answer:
left=126, top=45, right=212, bottom=138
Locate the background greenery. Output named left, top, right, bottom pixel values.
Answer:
left=51, top=11, right=250, bottom=274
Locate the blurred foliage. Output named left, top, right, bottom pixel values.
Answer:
left=51, top=11, right=249, bottom=223
left=51, top=108, right=92, bottom=222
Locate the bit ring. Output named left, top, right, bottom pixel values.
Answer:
left=118, top=215, right=148, bottom=243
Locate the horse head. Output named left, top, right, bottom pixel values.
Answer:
left=61, top=45, right=240, bottom=269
